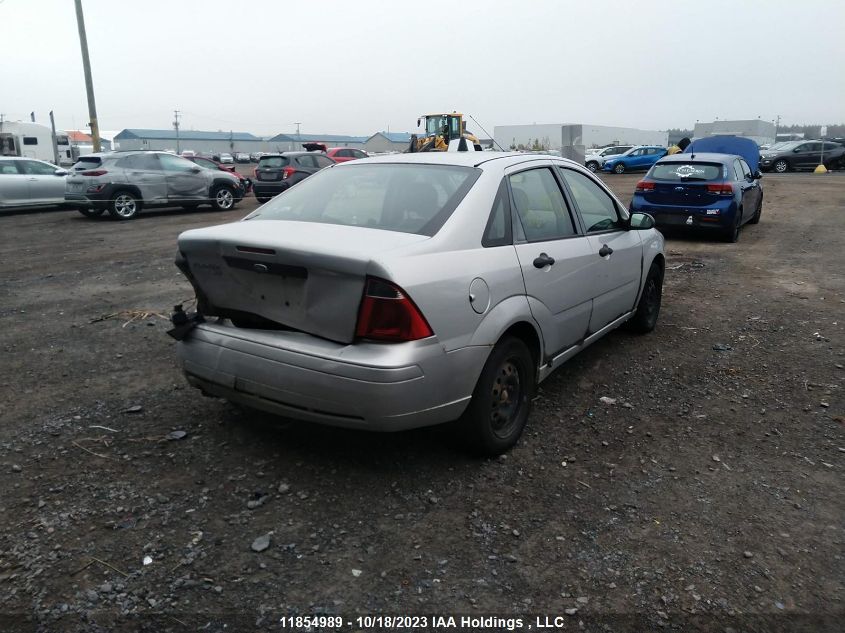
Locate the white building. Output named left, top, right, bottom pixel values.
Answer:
left=693, top=120, right=775, bottom=146
left=494, top=123, right=669, bottom=163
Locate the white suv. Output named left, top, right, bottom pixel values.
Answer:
left=585, top=145, right=634, bottom=172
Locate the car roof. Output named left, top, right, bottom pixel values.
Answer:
left=342, top=151, right=588, bottom=171
left=260, top=151, right=323, bottom=158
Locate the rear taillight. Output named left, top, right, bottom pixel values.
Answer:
left=355, top=277, right=433, bottom=342
left=706, top=182, right=734, bottom=195
left=635, top=180, right=655, bottom=192
left=282, top=166, right=296, bottom=180
left=81, top=169, right=107, bottom=176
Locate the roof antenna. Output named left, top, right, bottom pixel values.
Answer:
left=468, top=114, right=506, bottom=151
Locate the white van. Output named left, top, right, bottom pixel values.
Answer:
left=0, top=121, right=73, bottom=166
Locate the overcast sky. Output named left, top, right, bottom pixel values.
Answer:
left=1, top=0, right=843, bottom=136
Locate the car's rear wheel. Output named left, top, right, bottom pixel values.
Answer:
left=586, top=161, right=599, bottom=172
left=109, top=191, right=140, bottom=220
left=723, top=210, right=742, bottom=242
left=459, top=336, right=535, bottom=456
left=614, top=163, right=626, bottom=174
left=77, top=207, right=105, bottom=218
left=624, top=262, right=663, bottom=333
left=748, top=197, right=763, bottom=224
left=211, top=185, right=235, bottom=211
left=773, top=159, right=789, bottom=173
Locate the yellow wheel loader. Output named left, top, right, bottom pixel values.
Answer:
left=408, top=112, right=483, bottom=152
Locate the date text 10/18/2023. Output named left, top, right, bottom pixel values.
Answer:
left=279, top=615, right=585, bottom=630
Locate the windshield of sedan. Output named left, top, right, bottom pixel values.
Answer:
left=245, top=163, right=481, bottom=236
left=650, top=162, right=724, bottom=181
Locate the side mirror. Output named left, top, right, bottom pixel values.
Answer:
left=190, top=166, right=201, bottom=173
left=793, top=148, right=801, bottom=153
left=753, top=170, right=762, bottom=179
left=54, top=169, right=68, bottom=176
left=629, top=212, right=655, bottom=230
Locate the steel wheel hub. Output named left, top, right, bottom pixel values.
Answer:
left=490, top=360, right=522, bottom=438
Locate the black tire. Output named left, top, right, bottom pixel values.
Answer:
left=723, top=210, right=742, bottom=242
left=773, top=159, right=789, bottom=173
left=459, top=336, right=535, bottom=456
left=748, top=197, right=763, bottom=224
left=77, top=207, right=105, bottom=218
left=613, top=162, right=626, bottom=174
left=211, top=185, right=236, bottom=211
left=624, top=262, right=663, bottom=334
left=108, top=191, right=140, bottom=220
left=256, top=196, right=270, bottom=204
left=586, top=161, right=599, bottom=173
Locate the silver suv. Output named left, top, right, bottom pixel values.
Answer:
left=65, top=151, right=244, bottom=220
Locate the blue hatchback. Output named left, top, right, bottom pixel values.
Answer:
left=602, top=146, right=668, bottom=174
left=629, top=153, right=763, bottom=242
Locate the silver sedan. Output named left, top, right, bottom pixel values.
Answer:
left=171, top=152, right=665, bottom=454
left=0, top=157, right=67, bottom=209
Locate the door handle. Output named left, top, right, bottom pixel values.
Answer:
left=598, top=244, right=613, bottom=257
left=533, top=253, right=555, bottom=268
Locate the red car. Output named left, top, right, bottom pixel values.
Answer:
left=326, top=147, right=369, bottom=163
left=185, top=156, right=252, bottom=193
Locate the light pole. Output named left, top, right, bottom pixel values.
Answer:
left=74, top=0, right=101, bottom=153
left=173, top=109, right=181, bottom=154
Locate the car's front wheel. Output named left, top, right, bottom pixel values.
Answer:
left=773, top=159, right=789, bottom=173
left=586, top=161, right=599, bottom=172
left=614, top=163, right=626, bottom=174
left=459, top=336, right=535, bottom=456
left=109, top=191, right=140, bottom=220
left=211, top=185, right=236, bottom=211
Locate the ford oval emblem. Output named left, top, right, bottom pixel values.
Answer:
left=674, top=186, right=684, bottom=192
left=253, top=263, right=268, bottom=273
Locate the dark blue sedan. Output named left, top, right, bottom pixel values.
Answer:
left=629, top=152, right=763, bottom=242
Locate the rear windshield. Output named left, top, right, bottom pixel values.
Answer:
left=258, top=156, right=289, bottom=168
left=650, top=162, right=724, bottom=181
left=70, top=156, right=102, bottom=171
left=246, top=163, right=481, bottom=236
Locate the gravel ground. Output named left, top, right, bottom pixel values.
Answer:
left=0, top=172, right=843, bottom=632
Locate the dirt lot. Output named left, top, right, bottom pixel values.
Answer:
left=1, top=173, right=843, bottom=632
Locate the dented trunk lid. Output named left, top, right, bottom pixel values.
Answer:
left=177, top=220, right=429, bottom=343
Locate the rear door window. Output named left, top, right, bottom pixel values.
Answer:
left=296, top=155, right=318, bottom=168
left=116, top=154, right=160, bottom=170
left=509, top=168, right=576, bottom=242
left=19, top=160, right=57, bottom=175
left=0, top=159, right=21, bottom=175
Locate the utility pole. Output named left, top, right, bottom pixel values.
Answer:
left=173, top=109, right=181, bottom=154
left=49, top=111, right=60, bottom=165
left=294, top=122, right=301, bottom=139
left=774, top=114, right=781, bottom=142
left=74, top=0, right=101, bottom=153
